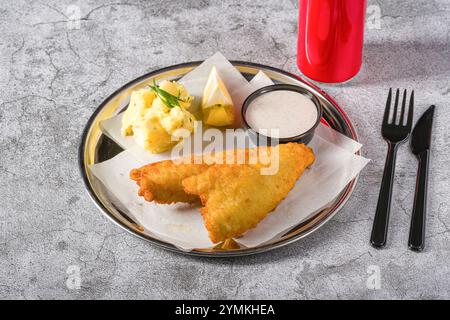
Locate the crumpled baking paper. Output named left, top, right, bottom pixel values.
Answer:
left=91, top=52, right=369, bottom=250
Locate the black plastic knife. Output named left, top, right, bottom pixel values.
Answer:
left=408, top=105, right=435, bottom=251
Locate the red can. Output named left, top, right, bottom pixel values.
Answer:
left=297, top=0, right=366, bottom=83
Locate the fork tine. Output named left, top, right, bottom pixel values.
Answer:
left=407, top=90, right=414, bottom=128
left=383, top=88, right=392, bottom=124
left=399, top=89, right=407, bottom=125
left=392, top=89, right=400, bottom=124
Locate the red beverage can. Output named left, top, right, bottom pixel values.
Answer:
left=297, top=0, right=367, bottom=83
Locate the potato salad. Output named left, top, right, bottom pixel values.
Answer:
left=121, top=80, right=196, bottom=153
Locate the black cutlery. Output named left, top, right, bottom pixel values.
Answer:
left=408, top=105, right=435, bottom=251
left=370, top=89, right=414, bottom=248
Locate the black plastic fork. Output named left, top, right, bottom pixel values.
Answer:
left=370, top=88, right=414, bottom=248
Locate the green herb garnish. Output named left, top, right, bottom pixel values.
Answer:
left=149, top=80, right=186, bottom=109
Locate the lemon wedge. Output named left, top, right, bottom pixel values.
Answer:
left=201, top=66, right=235, bottom=126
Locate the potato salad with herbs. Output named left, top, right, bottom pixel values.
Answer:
left=121, top=80, right=196, bottom=153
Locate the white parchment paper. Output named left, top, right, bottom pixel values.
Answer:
left=100, top=53, right=362, bottom=159
left=91, top=52, right=370, bottom=250
left=91, top=134, right=369, bottom=250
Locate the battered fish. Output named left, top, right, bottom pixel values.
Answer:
left=130, top=148, right=268, bottom=204
left=130, top=157, right=209, bottom=204
left=182, top=143, right=315, bottom=243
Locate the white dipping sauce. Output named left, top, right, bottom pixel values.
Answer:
left=245, top=90, right=318, bottom=138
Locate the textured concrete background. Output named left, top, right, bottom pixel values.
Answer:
left=1, top=0, right=449, bottom=299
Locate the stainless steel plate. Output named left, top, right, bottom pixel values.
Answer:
left=79, top=61, right=360, bottom=257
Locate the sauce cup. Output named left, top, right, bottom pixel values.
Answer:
left=241, top=84, right=323, bottom=145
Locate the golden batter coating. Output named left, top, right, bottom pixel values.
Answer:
left=130, top=157, right=208, bottom=204
left=182, top=143, right=315, bottom=243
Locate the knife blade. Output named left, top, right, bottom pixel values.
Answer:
left=408, top=105, right=435, bottom=251
left=411, top=105, right=435, bottom=155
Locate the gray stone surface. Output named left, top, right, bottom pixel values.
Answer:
left=1, top=0, right=449, bottom=300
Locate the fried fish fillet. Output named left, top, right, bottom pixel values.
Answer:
left=182, top=143, right=315, bottom=243
left=130, top=157, right=209, bottom=204
left=130, top=148, right=267, bottom=204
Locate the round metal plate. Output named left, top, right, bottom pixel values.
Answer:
left=79, top=61, right=360, bottom=257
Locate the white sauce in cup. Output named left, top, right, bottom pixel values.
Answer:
left=245, top=90, right=319, bottom=138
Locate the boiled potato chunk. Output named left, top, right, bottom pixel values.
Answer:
left=158, top=80, right=193, bottom=110
left=132, top=117, right=177, bottom=153
left=203, top=104, right=235, bottom=127
left=121, top=88, right=156, bottom=136
left=159, top=106, right=196, bottom=136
